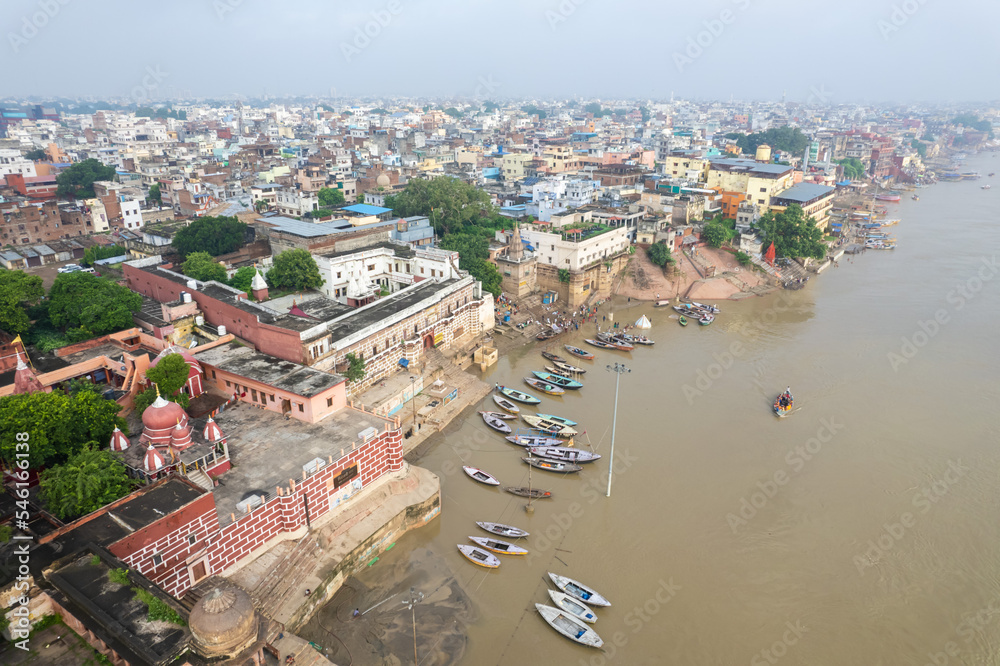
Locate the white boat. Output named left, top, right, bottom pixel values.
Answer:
left=457, top=544, right=500, bottom=568
left=477, top=521, right=529, bottom=538
left=468, top=536, right=528, bottom=556
left=547, top=589, right=598, bottom=624
left=492, top=394, right=521, bottom=414
left=463, top=466, right=500, bottom=486
left=548, top=572, right=611, bottom=607
left=527, top=446, right=601, bottom=464
left=535, top=604, right=603, bottom=648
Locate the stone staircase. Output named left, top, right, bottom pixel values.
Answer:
left=184, top=468, right=215, bottom=492
left=246, top=534, right=322, bottom=618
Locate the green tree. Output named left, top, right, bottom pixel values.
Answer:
left=317, top=187, right=345, bottom=208
left=558, top=268, right=571, bottom=283
left=646, top=242, right=674, bottom=266
left=56, top=158, right=117, bottom=199
left=48, top=273, right=142, bottom=336
left=950, top=114, right=993, bottom=138
left=228, top=266, right=258, bottom=294
left=702, top=220, right=733, bottom=248
left=725, top=126, right=810, bottom=157
left=24, top=149, right=47, bottom=161
left=308, top=208, right=333, bottom=219
left=910, top=139, right=927, bottom=159
left=40, top=447, right=138, bottom=520
left=147, top=353, right=192, bottom=402
left=148, top=183, right=161, bottom=205
left=521, top=105, right=546, bottom=119
left=752, top=204, right=827, bottom=260
left=439, top=234, right=502, bottom=296
left=182, top=252, right=228, bottom=282
left=384, top=177, right=495, bottom=235
left=254, top=199, right=269, bottom=213
left=82, top=244, right=125, bottom=267
left=735, top=251, right=752, bottom=266
left=639, top=107, right=651, bottom=122
left=267, top=249, right=324, bottom=291
left=343, top=353, right=365, bottom=383
left=0, top=391, right=127, bottom=469
left=465, top=258, right=502, bottom=297
left=171, top=216, right=248, bottom=257
left=443, top=107, right=463, bottom=118
left=836, top=157, right=867, bottom=180
left=0, top=270, right=44, bottom=334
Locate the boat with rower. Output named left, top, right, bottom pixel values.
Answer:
left=527, top=446, right=601, bottom=464
left=468, top=536, right=528, bottom=556
left=541, top=351, right=566, bottom=363
left=618, top=333, right=654, bottom=346
left=773, top=387, right=793, bottom=417
left=698, top=315, right=714, bottom=326
left=457, top=544, right=500, bottom=569
left=535, top=604, right=603, bottom=648
left=463, top=465, right=501, bottom=486
left=476, top=521, right=529, bottom=538
left=564, top=345, right=595, bottom=360
left=678, top=315, right=688, bottom=327
left=594, top=334, right=634, bottom=352
left=524, top=377, right=566, bottom=395
left=496, top=384, right=541, bottom=404
left=584, top=338, right=619, bottom=350
left=547, top=590, right=598, bottom=624
left=685, top=301, right=720, bottom=314
left=480, top=411, right=512, bottom=433
left=492, top=394, right=520, bottom=414
left=505, top=434, right=564, bottom=447
left=503, top=486, right=552, bottom=499
left=548, top=573, right=612, bottom=607
left=523, top=456, right=583, bottom=473
left=480, top=410, right=514, bottom=420
left=553, top=360, right=586, bottom=374
left=531, top=371, right=583, bottom=390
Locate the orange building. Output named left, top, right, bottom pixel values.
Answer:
left=717, top=190, right=750, bottom=219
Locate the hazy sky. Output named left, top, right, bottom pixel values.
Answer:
left=4, top=0, right=998, bottom=103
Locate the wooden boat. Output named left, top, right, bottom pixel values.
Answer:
left=678, top=316, right=688, bottom=327
left=476, top=521, right=529, bottom=538
left=653, top=299, right=671, bottom=307
left=492, top=394, right=520, bottom=414
left=463, top=465, right=500, bottom=486
left=584, top=338, right=618, bottom=350
left=623, top=334, right=654, bottom=346
left=553, top=360, right=586, bottom=374
left=481, top=412, right=512, bottom=434
left=773, top=387, right=793, bottom=417
left=594, top=334, right=634, bottom=352
left=504, top=486, right=552, bottom=499
left=564, top=345, right=594, bottom=360
left=534, top=413, right=578, bottom=427
left=535, top=604, right=603, bottom=648
left=547, top=589, right=597, bottom=624
left=698, top=315, right=714, bottom=326
left=528, top=446, right=601, bottom=464
left=687, top=301, right=720, bottom=314
left=523, top=457, right=583, bottom=473
left=521, top=415, right=578, bottom=436
left=457, top=544, right=500, bottom=569
left=541, top=351, right=566, bottom=363
left=673, top=305, right=698, bottom=315
left=505, top=434, right=563, bottom=447
left=548, top=572, right=612, bottom=607
left=531, top=371, right=583, bottom=390
left=496, top=384, right=541, bottom=404
left=480, top=410, right=514, bottom=420
left=536, top=330, right=556, bottom=341
left=523, top=377, right=565, bottom=395
left=468, top=536, right=528, bottom=556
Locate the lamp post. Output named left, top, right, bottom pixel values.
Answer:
left=409, top=376, right=417, bottom=429
left=605, top=362, right=630, bottom=498
left=401, top=586, right=423, bottom=664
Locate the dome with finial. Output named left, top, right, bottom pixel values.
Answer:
left=376, top=172, right=391, bottom=187
left=189, top=585, right=258, bottom=658
left=203, top=417, right=224, bottom=443
left=109, top=426, right=130, bottom=452
left=169, top=419, right=192, bottom=450
left=250, top=268, right=267, bottom=291
left=142, top=385, right=189, bottom=444
left=143, top=445, right=166, bottom=472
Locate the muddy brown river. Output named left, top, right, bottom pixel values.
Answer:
left=316, top=154, right=1000, bottom=665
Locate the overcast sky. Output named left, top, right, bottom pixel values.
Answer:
left=5, top=0, right=998, bottom=103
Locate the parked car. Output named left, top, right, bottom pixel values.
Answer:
left=57, top=264, right=81, bottom=273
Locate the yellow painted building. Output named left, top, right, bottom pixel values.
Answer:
left=706, top=159, right=794, bottom=210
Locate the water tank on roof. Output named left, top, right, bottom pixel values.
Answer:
left=196, top=316, right=204, bottom=326
left=182, top=292, right=193, bottom=303
left=186, top=280, right=198, bottom=290
left=218, top=325, right=227, bottom=336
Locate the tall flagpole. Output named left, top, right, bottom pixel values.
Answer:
left=605, top=362, right=630, bottom=497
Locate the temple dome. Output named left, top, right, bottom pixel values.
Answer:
left=376, top=173, right=391, bottom=187
left=142, top=395, right=188, bottom=432
left=109, top=426, right=130, bottom=452
left=144, top=445, right=166, bottom=472
left=189, top=586, right=258, bottom=658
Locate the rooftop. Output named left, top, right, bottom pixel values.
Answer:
left=709, top=158, right=793, bottom=176
left=324, top=279, right=460, bottom=343
left=194, top=343, right=346, bottom=398
left=341, top=203, right=392, bottom=215
left=772, top=182, right=836, bottom=204
left=210, top=405, right=394, bottom=526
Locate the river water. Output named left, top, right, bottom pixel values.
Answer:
left=360, top=155, right=1000, bottom=665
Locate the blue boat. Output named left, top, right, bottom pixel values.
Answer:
left=496, top=384, right=541, bottom=405
left=535, top=413, right=578, bottom=427
left=531, top=371, right=583, bottom=390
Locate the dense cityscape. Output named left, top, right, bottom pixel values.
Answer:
left=1, top=3, right=999, bottom=665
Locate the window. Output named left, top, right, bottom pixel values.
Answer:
left=152, top=553, right=163, bottom=567
left=327, top=397, right=333, bottom=407
left=758, top=199, right=765, bottom=204
left=211, top=370, right=216, bottom=379
left=188, top=533, right=198, bottom=545
left=760, top=187, right=766, bottom=193
left=336, top=272, right=341, bottom=278
left=270, top=394, right=275, bottom=402
left=225, top=380, right=231, bottom=387
left=368, top=264, right=375, bottom=271
left=297, top=403, right=304, bottom=412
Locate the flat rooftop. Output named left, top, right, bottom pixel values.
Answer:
left=772, top=182, right=836, bottom=204
left=194, top=343, right=345, bottom=398
left=210, top=405, right=394, bottom=526
left=709, top=158, right=793, bottom=176
left=324, top=279, right=459, bottom=343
